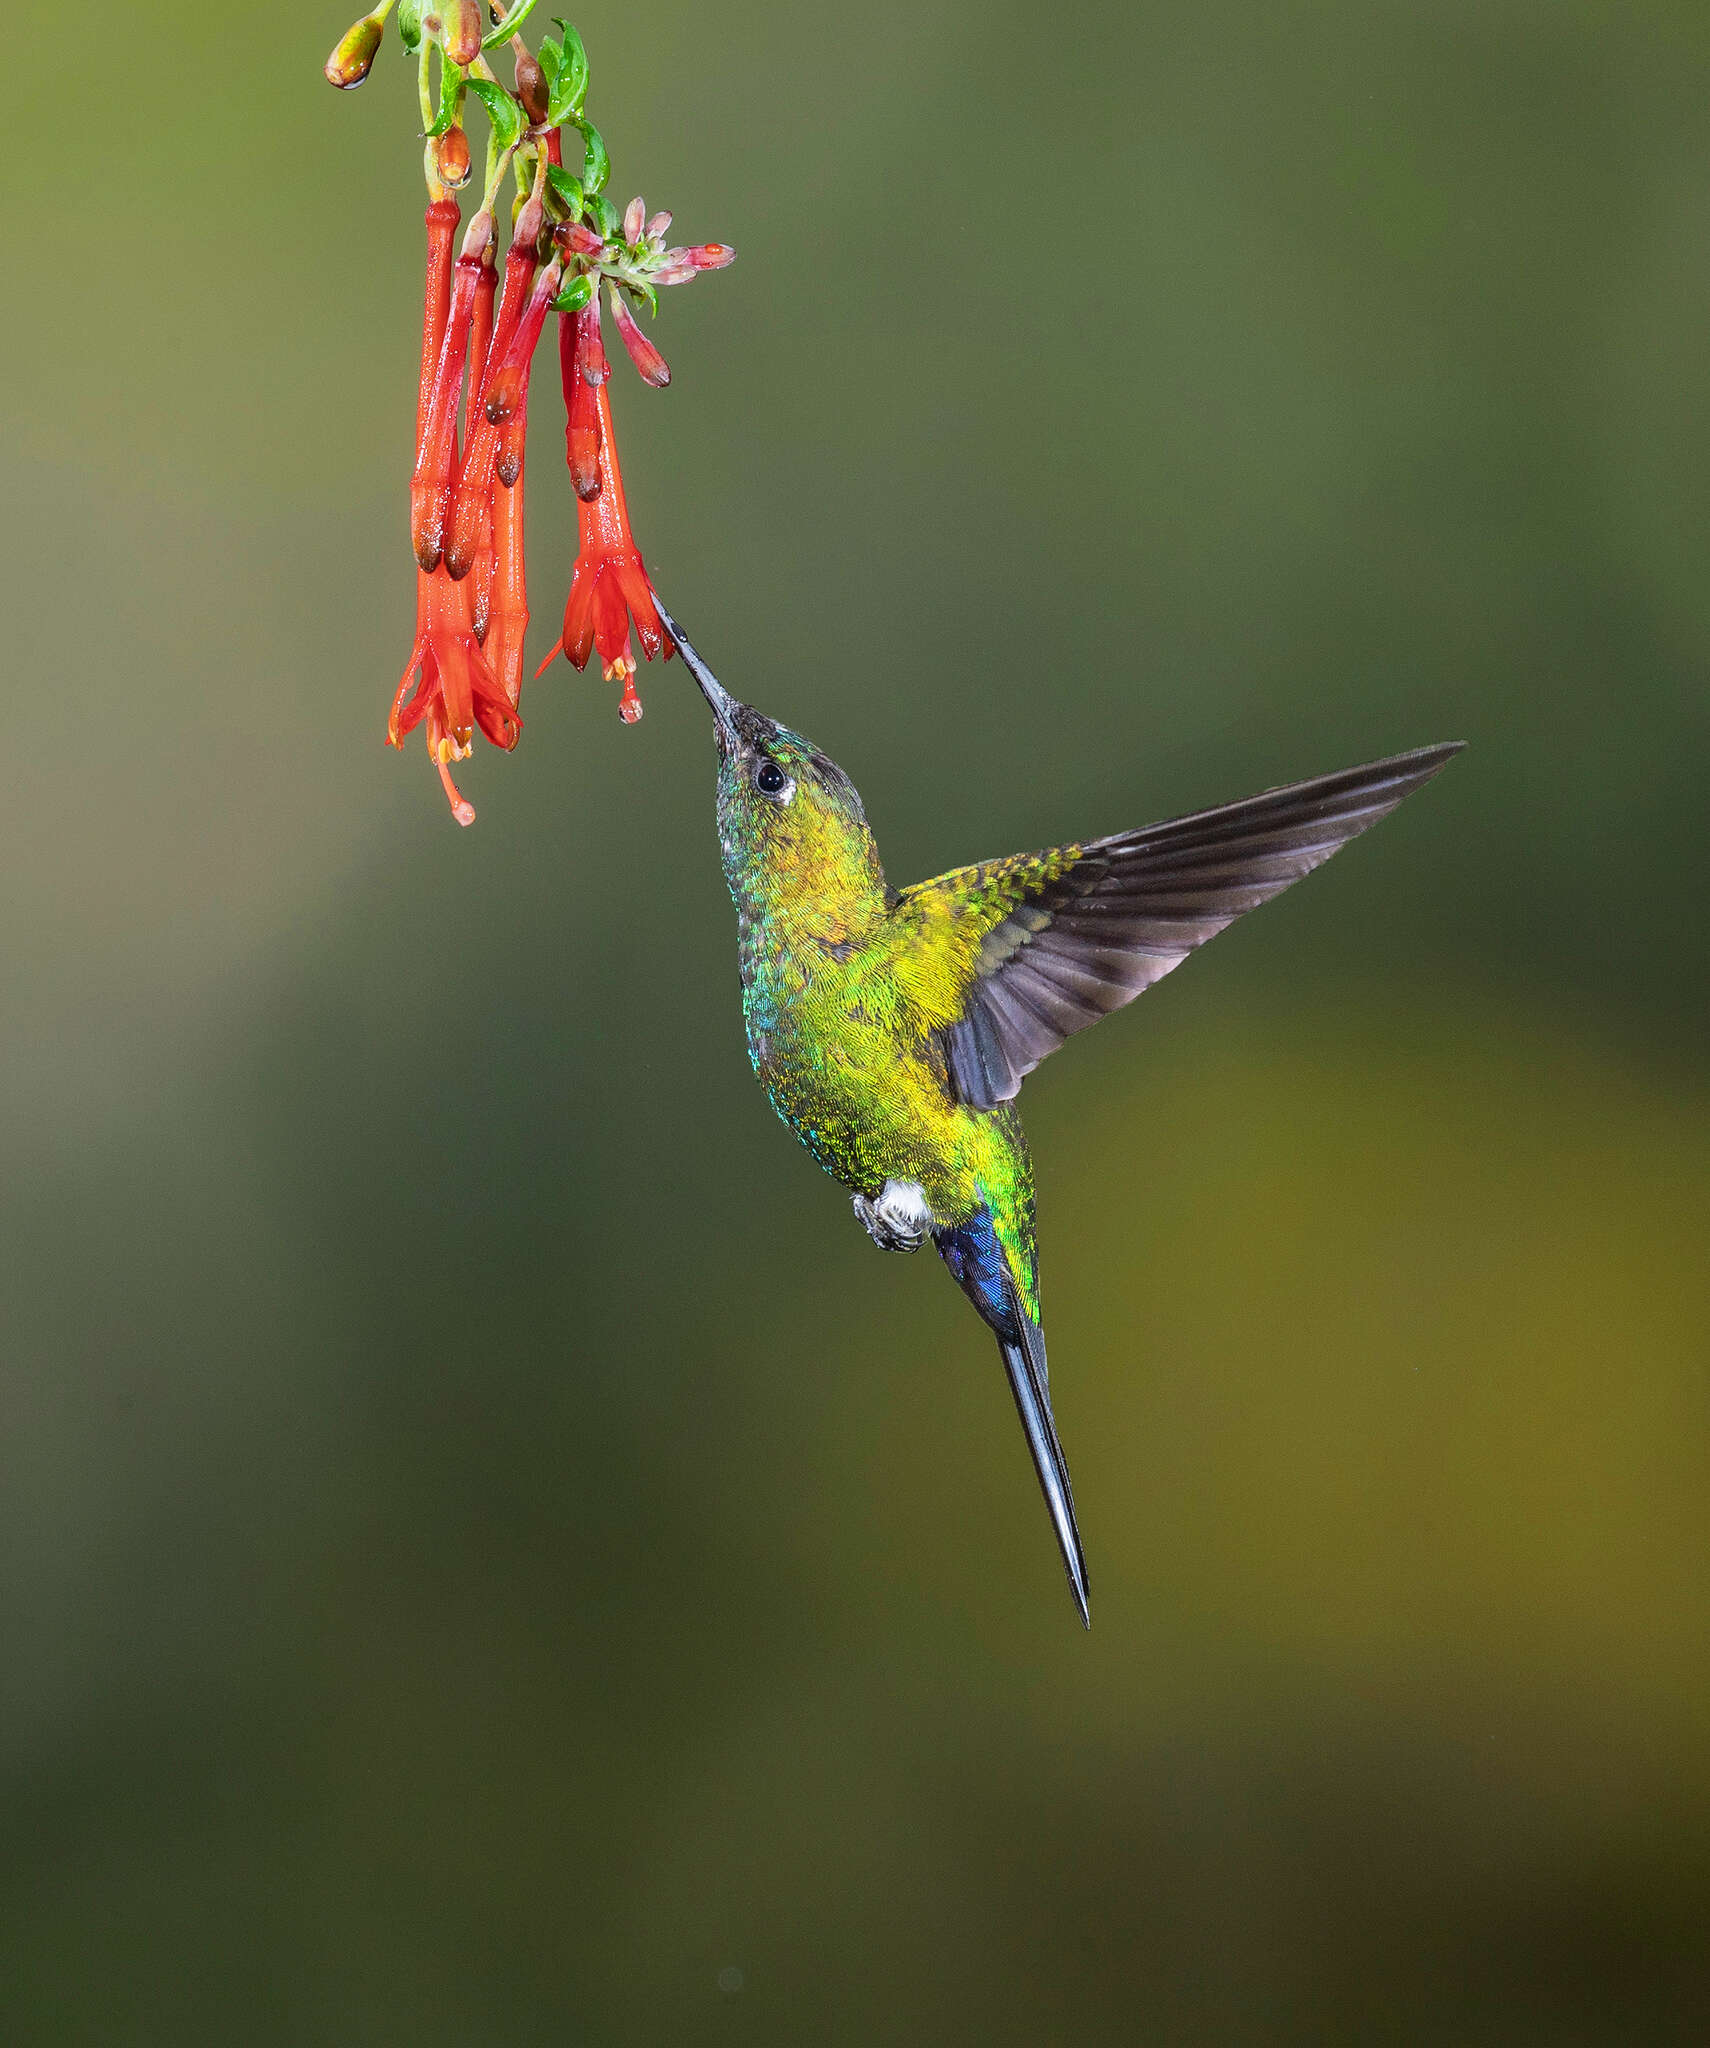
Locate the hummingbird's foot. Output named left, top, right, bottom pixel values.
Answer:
left=852, top=1179, right=934, bottom=1254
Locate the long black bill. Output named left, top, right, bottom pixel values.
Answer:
left=652, top=594, right=737, bottom=750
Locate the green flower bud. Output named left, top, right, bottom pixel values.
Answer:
left=441, top=0, right=483, bottom=66
left=324, top=8, right=386, bottom=89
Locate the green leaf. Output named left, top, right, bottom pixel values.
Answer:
left=545, top=164, right=585, bottom=216
left=426, top=55, right=463, bottom=139
left=577, top=118, right=609, bottom=195
left=587, top=191, right=618, bottom=240
left=626, top=277, right=658, bottom=319
left=467, top=75, right=525, bottom=153
left=535, top=35, right=560, bottom=85
left=545, top=23, right=588, bottom=123
left=482, top=0, right=542, bottom=50
left=398, top=0, right=424, bottom=54
left=552, top=272, right=595, bottom=313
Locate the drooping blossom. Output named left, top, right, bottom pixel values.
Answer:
left=537, top=304, right=672, bottom=706
left=388, top=198, right=519, bottom=826
left=332, top=20, right=734, bottom=823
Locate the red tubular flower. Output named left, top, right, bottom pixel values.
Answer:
left=478, top=254, right=561, bottom=503
left=444, top=213, right=542, bottom=579
left=417, top=201, right=459, bottom=431
left=537, top=354, right=673, bottom=697
left=484, top=444, right=530, bottom=709
left=482, top=255, right=561, bottom=431
left=390, top=202, right=517, bottom=827
left=463, top=253, right=498, bottom=636
left=559, top=301, right=602, bottom=499
left=412, top=212, right=494, bottom=573
left=467, top=252, right=496, bottom=425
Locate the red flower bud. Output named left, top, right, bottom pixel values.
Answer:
left=435, top=124, right=472, bottom=189
left=688, top=243, right=736, bottom=271
left=560, top=221, right=605, bottom=258
left=513, top=45, right=549, bottom=124
left=609, top=287, right=670, bottom=388
left=623, top=196, right=646, bottom=244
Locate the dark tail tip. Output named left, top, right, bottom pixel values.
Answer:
left=998, top=1331, right=1091, bottom=1630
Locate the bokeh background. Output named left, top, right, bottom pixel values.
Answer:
left=5, top=0, right=1709, bottom=2038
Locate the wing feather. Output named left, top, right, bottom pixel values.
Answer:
left=895, top=742, right=1463, bottom=1110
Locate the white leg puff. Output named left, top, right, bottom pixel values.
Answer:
left=852, top=1178, right=934, bottom=1254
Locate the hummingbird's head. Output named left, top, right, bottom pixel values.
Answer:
left=653, top=598, right=881, bottom=911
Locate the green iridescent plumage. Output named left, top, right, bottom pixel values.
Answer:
left=658, top=598, right=1462, bottom=1627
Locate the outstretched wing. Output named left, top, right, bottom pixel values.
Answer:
left=892, top=742, right=1463, bottom=1111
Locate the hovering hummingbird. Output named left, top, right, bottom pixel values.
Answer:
left=653, top=597, right=1460, bottom=1627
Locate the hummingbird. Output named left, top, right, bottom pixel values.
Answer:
left=653, top=597, right=1461, bottom=1627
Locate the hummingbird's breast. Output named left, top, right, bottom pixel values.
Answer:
left=736, top=902, right=976, bottom=1208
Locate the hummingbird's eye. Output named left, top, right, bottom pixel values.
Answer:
left=753, top=758, right=788, bottom=798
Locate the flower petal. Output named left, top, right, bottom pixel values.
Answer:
left=592, top=563, right=631, bottom=663
left=615, top=550, right=664, bottom=659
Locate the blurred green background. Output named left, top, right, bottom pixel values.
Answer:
left=5, top=0, right=1709, bottom=2038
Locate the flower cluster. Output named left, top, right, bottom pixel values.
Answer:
left=327, top=2, right=735, bottom=824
